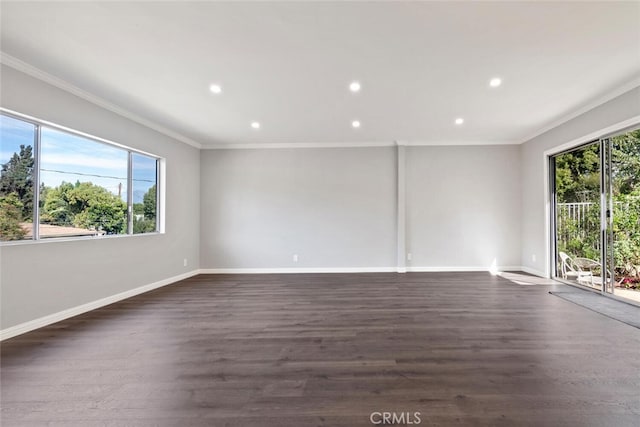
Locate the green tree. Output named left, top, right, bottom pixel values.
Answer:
left=40, top=182, right=75, bottom=226
left=133, top=185, right=157, bottom=234
left=611, top=129, right=640, bottom=195
left=612, top=188, right=640, bottom=280
left=555, top=144, right=600, bottom=203
left=133, top=217, right=155, bottom=234
left=41, top=181, right=127, bottom=234
left=0, top=145, right=34, bottom=220
left=0, top=193, right=27, bottom=241
left=143, top=184, right=156, bottom=220
left=555, top=130, right=640, bottom=202
left=133, top=203, right=144, bottom=215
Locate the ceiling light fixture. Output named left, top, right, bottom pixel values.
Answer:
left=351, top=120, right=361, bottom=128
left=251, top=122, right=260, bottom=129
left=209, top=84, right=222, bottom=94
left=349, top=81, right=361, bottom=92
left=489, top=78, right=502, bottom=88
left=455, top=118, right=464, bottom=125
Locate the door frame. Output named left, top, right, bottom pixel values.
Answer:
left=545, top=120, right=640, bottom=306
left=548, top=139, right=601, bottom=291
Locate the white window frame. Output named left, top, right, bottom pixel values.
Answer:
left=0, top=108, right=165, bottom=244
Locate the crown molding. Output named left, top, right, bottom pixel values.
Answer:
left=399, top=140, right=516, bottom=147
left=0, top=52, right=203, bottom=149
left=201, top=141, right=396, bottom=150
left=201, top=139, right=518, bottom=150
left=518, top=74, right=640, bottom=144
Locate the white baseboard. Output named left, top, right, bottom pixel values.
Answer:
left=0, top=269, right=200, bottom=341
left=199, top=266, right=525, bottom=274
left=198, top=267, right=398, bottom=274
left=406, top=265, right=523, bottom=273
left=519, top=266, right=548, bottom=278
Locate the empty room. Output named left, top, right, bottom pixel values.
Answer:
left=1, top=1, right=639, bottom=426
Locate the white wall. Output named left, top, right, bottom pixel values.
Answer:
left=0, top=65, right=201, bottom=331
left=200, top=144, right=522, bottom=271
left=406, top=145, right=521, bottom=270
left=520, top=86, right=640, bottom=277
left=200, top=147, right=397, bottom=270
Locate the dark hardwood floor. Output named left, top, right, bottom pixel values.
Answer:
left=2, top=272, right=639, bottom=426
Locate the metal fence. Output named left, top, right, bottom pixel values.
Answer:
left=556, top=201, right=636, bottom=254
left=558, top=201, right=594, bottom=225
left=557, top=202, right=599, bottom=248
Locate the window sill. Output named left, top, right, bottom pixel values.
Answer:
left=0, top=231, right=165, bottom=246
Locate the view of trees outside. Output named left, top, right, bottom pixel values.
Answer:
left=0, top=115, right=35, bottom=241
left=132, top=153, right=157, bottom=234
left=555, top=129, right=640, bottom=291
left=39, top=126, right=129, bottom=237
left=0, top=114, right=158, bottom=241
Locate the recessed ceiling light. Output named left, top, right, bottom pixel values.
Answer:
left=209, top=84, right=222, bottom=94
left=455, top=118, right=464, bottom=125
left=351, top=120, right=361, bottom=128
left=489, top=78, right=502, bottom=88
left=251, top=122, right=260, bottom=129
left=349, top=81, right=361, bottom=92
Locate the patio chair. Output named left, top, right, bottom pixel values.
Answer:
left=559, top=252, right=594, bottom=285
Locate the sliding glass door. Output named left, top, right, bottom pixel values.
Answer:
left=552, top=141, right=603, bottom=290
left=608, top=130, right=640, bottom=303
left=551, top=128, right=640, bottom=304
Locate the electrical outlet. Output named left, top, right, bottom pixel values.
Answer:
left=183, top=258, right=188, bottom=267
left=407, top=253, right=412, bottom=261
left=532, top=254, right=536, bottom=263
left=293, top=254, right=298, bottom=263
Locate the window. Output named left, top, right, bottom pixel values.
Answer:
left=39, top=127, right=129, bottom=238
left=0, top=115, right=36, bottom=241
left=132, top=153, right=158, bottom=234
left=0, top=111, right=161, bottom=242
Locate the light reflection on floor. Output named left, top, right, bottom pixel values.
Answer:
left=498, top=271, right=640, bottom=304
left=498, top=271, right=558, bottom=286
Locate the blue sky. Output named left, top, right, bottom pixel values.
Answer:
left=1, top=115, right=156, bottom=203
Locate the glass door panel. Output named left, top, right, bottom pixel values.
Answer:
left=553, top=142, right=603, bottom=290
left=609, top=129, right=640, bottom=304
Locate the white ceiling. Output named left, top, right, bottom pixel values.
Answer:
left=1, top=1, right=639, bottom=148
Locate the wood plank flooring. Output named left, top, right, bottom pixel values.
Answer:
left=2, top=272, right=639, bottom=426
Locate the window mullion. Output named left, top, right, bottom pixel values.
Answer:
left=127, top=151, right=133, bottom=234
left=32, top=125, right=41, bottom=240
left=155, top=159, right=160, bottom=232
